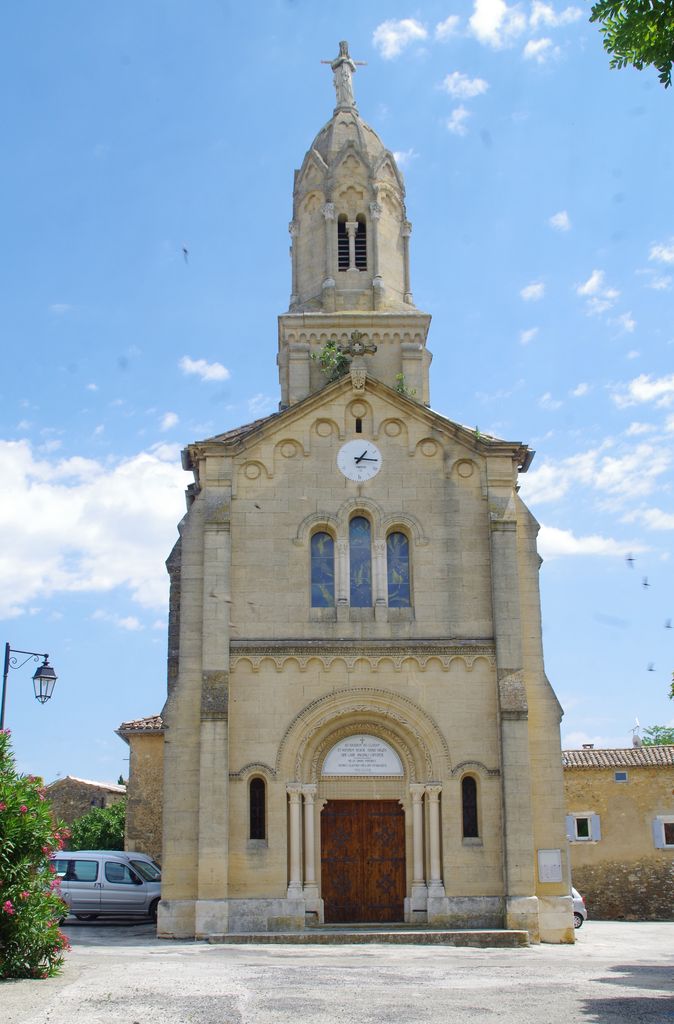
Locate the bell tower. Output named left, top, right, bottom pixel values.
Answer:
left=278, top=42, right=432, bottom=408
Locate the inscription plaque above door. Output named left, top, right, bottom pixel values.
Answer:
left=322, top=735, right=403, bottom=776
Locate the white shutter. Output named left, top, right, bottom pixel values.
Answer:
left=590, top=814, right=602, bottom=841
left=565, top=815, right=575, bottom=841
left=652, top=819, right=666, bottom=849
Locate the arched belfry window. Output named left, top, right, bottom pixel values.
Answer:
left=337, top=215, right=349, bottom=271
left=249, top=778, right=266, bottom=840
left=386, top=532, right=410, bottom=607
left=462, top=776, right=479, bottom=839
left=311, top=532, right=335, bottom=607
left=349, top=516, right=372, bottom=607
left=355, top=214, right=367, bottom=270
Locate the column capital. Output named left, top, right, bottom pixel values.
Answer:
left=302, top=784, right=317, bottom=801
left=369, top=201, right=382, bottom=220
left=425, top=783, right=442, bottom=800
left=410, top=783, right=425, bottom=803
left=322, top=202, right=335, bottom=221
left=345, top=220, right=358, bottom=235
left=402, top=220, right=413, bottom=237
left=287, top=784, right=303, bottom=803
left=288, top=220, right=299, bottom=237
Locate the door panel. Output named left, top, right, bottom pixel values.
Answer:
left=321, top=800, right=405, bottom=923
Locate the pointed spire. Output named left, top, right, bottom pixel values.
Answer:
left=321, top=41, right=366, bottom=110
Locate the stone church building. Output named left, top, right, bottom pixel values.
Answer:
left=125, top=43, right=574, bottom=942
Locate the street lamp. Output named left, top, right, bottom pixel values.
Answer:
left=1, top=642, right=58, bottom=730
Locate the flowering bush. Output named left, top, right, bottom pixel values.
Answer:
left=0, top=729, right=69, bottom=979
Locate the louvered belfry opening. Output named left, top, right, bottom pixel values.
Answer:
left=337, top=214, right=349, bottom=270
left=355, top=213, right=367, bottom=270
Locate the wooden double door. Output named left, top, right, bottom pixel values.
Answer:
left=320, top=799, right=406, bottom=923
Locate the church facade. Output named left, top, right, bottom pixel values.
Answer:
left=156, top=44, right=574, bottom=942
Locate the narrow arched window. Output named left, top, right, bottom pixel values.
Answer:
left=311, top=531, right=335, bottom=607
left=349, top=516, right=372, bottom=607
left=355, top=214, right=367, bottom=270
left=249, top=778, right=266, bottom=840
left=337, top=215, right=349, bottom=271
left=462, top=776, right=478, bottom=838
left=387, top=532, right=410, bottom=607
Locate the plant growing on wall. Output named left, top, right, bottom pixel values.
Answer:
left=0, top=729, right=69, bottom=979
left=394, top=373, right=416, bottom=399
left=312, top=340, right=350, bottom=382
left=69, top=798, right=126, bottom=851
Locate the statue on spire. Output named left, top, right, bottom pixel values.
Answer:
left=321, top=41, right=366, bottom=109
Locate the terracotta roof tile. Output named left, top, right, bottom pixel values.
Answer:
left=562, top=746, right=674, bottom=769
left=117, top=714, right=164, bottom=735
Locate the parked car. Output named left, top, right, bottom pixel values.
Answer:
left=51, top=850, right=161, bottom=922
left=572, top=886, right=587, bottom=928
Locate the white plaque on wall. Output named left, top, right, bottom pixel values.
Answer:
left=322, top=735, right=403, bottom=776
left=537, top=848, right=563, bottom=883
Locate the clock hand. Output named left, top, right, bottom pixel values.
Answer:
left=354, top=450, right=369, bottom=464
left=357, top=456, right=378, bottom=462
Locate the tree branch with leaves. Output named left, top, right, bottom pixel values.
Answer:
left=590, top=0, right=674, bottom=88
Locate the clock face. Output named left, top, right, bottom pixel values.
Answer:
left=337, top=440, right=383, bottom=482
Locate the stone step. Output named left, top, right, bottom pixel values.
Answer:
left=208, top=928, right=529, bottom=948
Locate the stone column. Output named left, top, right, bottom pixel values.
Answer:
left=373, top=539, right=387, bottom=618
left=369, top=201, right=384, bottom=308
left=402, top=220, right=413, bottom=304
left=321, top=203, right=336, bottom=311
left=409, top=784, right=428, bottom=917
left=336, top=539, right=349, bottom=620
left=287, top=785, right=303, bottom=898
left=302, top=785, right=319, bottom=904
left=426, top=784, right=445, bottom=897
left=195, top=491, right=231, bottom=938
left=489, top=486, right=538, bottom=939
left=288, top=220, right=298, bottom=308
left=345, top=221, right=358, bottom=270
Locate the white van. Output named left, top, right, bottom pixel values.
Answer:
left=51, top=850, right=161, bottom=921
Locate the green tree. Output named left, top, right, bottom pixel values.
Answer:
left=590, top=0, right=674, bottom=88
left=0, top=729, right=69, bottom=979
left=641, top=725, right=674, bottom=744
left=311, top=340, right=350, bottom=382
left=69, top=799, right=126, bottom=851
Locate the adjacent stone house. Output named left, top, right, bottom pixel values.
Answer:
left=564, top=745, right=674, bottom=920
left=45, top=775, right=126, bottom=827
left=116, top=715, right=164, bottom=862
left=122, top=43, right=575, bottom=943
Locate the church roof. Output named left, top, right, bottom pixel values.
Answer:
left=309, top=109, right=388, bottom=171
left=562, top=746, right=674, bottom=768
left=116, top=714, right=165, bottom=738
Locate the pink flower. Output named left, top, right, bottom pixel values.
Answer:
left=0, top=803, right=6, bottom=811
left=20, top=891, right=30, bottom=901
left=19, top=804, right=28, bottom=813
left=3, top=900, right=15, bottom=915
left=42, top=844, right=52, bottom=855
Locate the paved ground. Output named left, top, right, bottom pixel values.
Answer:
left=3, top=920, right=674, bottom=1023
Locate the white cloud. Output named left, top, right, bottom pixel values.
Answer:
left=549, top=210, right=571, bottom=231
left=86, top=383, right=98, bottom=392
left=538, top=524, right=637, bottom=560
left=612, top=373, right=674, bottom=409
left=393, top=148, right=418, bottom=167
left=626, top=349, right=640, bottom=360
left=576, top=269, right=619, bottom=314
left=179, top=355, right=231, bottom=382
left=520, top=327, right=539, bottom=345
left=623, top=507, right=674, bottom=530
left=637, top=268, right=672, bottom=290
left=247, top=393, right=276, bottom=418
left=649, top=239, right=674, bottom=264
left=372, top=19, right=428, bottom=59
left=0, top=439, right=187, bottom=618
left=161, top=411, right=179, bottom=431
left=571, top=382, right=589, bottom=397
left=666, top=414, right=674, bottom=433
left=523, top=37, right=559, bottom=62
left=92, top=609, right=143, bottom=631
left=469, top=0, right=527, bottom=47
left=625, top=422, right=655, bottom=436
left=442, top=71, right=489, bottom=98
left=529, top=1, right=582, bottom=28
left=521, top=281, right=545, bottom=301
left=48, top=304, right=73, bottom=315
left=447, top=106, right=471, bottom=135
left=538, top=391, right=562, bottom=410
left=436, top=15, right=461, bottom=40
left=522, top=441, right=671, bottom=505
left=613, top=311, right=636, bottom=333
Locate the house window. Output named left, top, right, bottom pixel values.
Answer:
left=614, top=771, right=628, bottom=782
left=355, top=214, right=367, bottom=270
left=310, top=531, right=335, bottom=607
left=387, top=532, right=411, bottom=607
left=337, top=215, right=349, bottom=271
left=566, top=813, right=601, bottom=842
left=249, top=778, right=266, bottom=840
left=652, top=817, right=674, bottom=849
left=461, top=776, right=479, bottom=838
left=349, top=516, right=372, bottom=607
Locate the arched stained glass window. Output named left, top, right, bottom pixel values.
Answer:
left=249, top=778, right=266, bottom=840
left=462, top=776, right=478, bottom=838
left=387, top=532, right=410, bottom=607
left=311, top=532, right=335, bottom=607
left=349, top=516, right=372, bottom=607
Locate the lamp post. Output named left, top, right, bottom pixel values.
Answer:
left=1, top=642, right=58, bottom=730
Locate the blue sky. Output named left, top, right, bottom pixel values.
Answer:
left=2, top=1, right=673, bottom=784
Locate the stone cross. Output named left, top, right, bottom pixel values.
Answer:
left=321, top=41, right=367, bottom=109
left=338, top=330, right=377, bottom=361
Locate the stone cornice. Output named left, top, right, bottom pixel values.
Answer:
left=230, top=639, right=495, bottom=673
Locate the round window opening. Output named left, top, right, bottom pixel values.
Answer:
left=322, top=735, right=403, bottom=776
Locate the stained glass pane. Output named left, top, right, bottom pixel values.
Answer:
left=311, top=532, right=335, bottom=607
left=349, top=516, right=372, bottom=607
left=462, top=776, right=478, bottom=838
left=250, top=778, right=266, bottom=840
left=387, top=532, right=410, bottom=607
